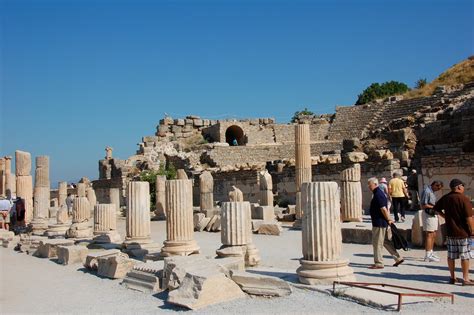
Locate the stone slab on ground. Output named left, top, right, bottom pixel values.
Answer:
left=122, top=270, right=162, bottom=293
left=57, top=245, right=89, bottom=265
left=84, top=249, right=122, bottom=270
left=167, top=267, right=245, bottom=310
left=36, top=239, right=75, bottom=258
left=257, top=221, right=282, bottom=236
left=97, top=254, right=135, bottom=279
left=251, top=206, right=275, bottom=221
left=214, top=256, right=245, bottom=271
left=230, top=270, right=292, bottom=297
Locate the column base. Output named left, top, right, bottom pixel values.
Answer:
left=45, top=223, right=70, bottom=238
left=216, top=245, right=246, bottom=258
left=292, top=219, right=302, bottom=229
left=66, top=222, right=93, bottom=239
left=93, top=231, right=122, bottom=244
left=123, top=237, right=161, bottom=257
left=161, top=239, right=200, bottom=257
left=297, top=259, right=355, bottom=285
left=341, top=217, right=363, bottom=223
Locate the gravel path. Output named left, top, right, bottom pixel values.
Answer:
left=1, top=219, right=473, bottom=314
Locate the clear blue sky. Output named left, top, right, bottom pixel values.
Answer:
left=1, top=0, right=473, bottom=186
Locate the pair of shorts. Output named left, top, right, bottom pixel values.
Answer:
left=0, top=211, right=10, bottom=223
left=447, top=237, right=470, bottom=260
left=422, top=211, right=438, bottom=232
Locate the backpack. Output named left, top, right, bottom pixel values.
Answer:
left=390, top=223, right=409, bottom=251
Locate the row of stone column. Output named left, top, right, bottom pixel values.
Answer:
left=31, top=155, right=51, bottom=234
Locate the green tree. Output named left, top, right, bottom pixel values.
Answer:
left=355, top=81, right=409, bottom=105
left=291, top=107, right=314, bottom=123
left=415, top=78, right=427, bottom=89
left=139, top=163, right=177, bottom=209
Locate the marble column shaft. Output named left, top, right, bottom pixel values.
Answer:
left=155, top=175, right=166, bottom=218
left=340, top=164, right=362, bottom=222
left=199, top=171, right=214, bottom=211
left=58, top=181, right=67, bottom=207
left=16, top=173, right=33, bottom=223
left=295, top=124, right=312, bottom=220
left=94, top=203, right=117, bottom=233
left=77, top=183, right=86, bottom=197
left=33, top=186, right=50, bottom=219
left=4, top=156, right=14, bottom=196
left=109, top=188, right=121, bottom=215
left=0, top=158, right=5, bottom=196
left=15, top=150, right=31, bottom=176
left=72, top=196, right=91, bottom=223
left=126, top=181, right=151, bottom=240
left=221, top=201, right=251, bottom=245
left=259, top=170, right=273, bottom=207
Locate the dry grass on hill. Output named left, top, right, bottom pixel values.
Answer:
left=404, top=56, right=474, bottom=99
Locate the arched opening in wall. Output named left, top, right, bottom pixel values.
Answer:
left=225, top=125, right=245, bottom=146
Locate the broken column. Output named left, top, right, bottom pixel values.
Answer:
left=93, top=203, right=121, bottom=243
left=123, top=181, right=160, bottom=254
left=31, top=156, right=51, bottom=235
left=86, top=187, right=97, bottom=217
left=217, top=201, right=260, bottom=266
left=77, top=182, right=86, bottom=197
left=177, top=169, right=188, bottom=179
left=109, top=188, right=121, bottom=217
left=4, top=156, right=15, bottom=197
left=45, top=205, right=71, bottom=238
left=294, top=124, right=312, bottom=228
left=161, top=179, right=200, bottom=257
left=58, top=181, right=67, bottom=207
left=154, top=175, right=166, bottom=220
left=340, top=163, right=363, bottom=222
left=67, top=193, right=92, bottom=239
left=199, top=171, right=214, bottom=213
left=0, top=158, right=5, bottom=196
left=259, top=170, right=273, bottom=207
left=297, top=182, right=355, bottom=284
left=15, top=151, right=33, bottom=223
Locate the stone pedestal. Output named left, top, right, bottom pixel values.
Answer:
left=340, top=164, right=362, bottom=222
left=58, top=181, right=67, bottom=207
left=124, top=182, right=160, bottom=254
left=45, top=205, right=71, bottom=238
left=199, top=171, right=214, bottom=211
left=297, top=182, right=355, bottom=285
left=109, top=188, right=121, bottom=217
left=259, top=170, right=273, bottom=207
left=93, top=204, right=121, bottom=243
left=161, top=179, right=200, bottom=257
left=67, top=197, right=92, bottom=239
left=154, top=175, right=166, bottom=220
left=217, top=201, right=260, bottom=266
left=294, top=124, right=312, bottom=228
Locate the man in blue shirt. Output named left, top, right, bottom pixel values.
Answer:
left=368, top=177, right=404, bottom=269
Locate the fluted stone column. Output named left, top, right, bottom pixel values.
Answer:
left=294, top=124, right=312, bottom=228
left=154, top=175, right=166, bottom=220
left=124, top=181, right=160, bottom=253
left=340, top=163, right=363, bottom=222
left=67, top=196, right=92, bottom=238
left=109, top=188, right=121, bottom=217
left=93, top=203, right=121, bottom=243
left=199, top=171, right=214, bottom=211
left=31, top=156, right=51, bottom=235
left=217, top=201, right=260, bottom=266
left=161, top=179, right=200, bottom=256
left=15, top=151, right=33, bottom=223
left=229, top=185, right=243, bottom=202
left=259, top=170, right=273, bottom=206
left=0, top=158, right=5, bottom=196
left=86, top=187, right=97, bottom=218
left=58, top=181, right=67, bottom=207
left=297, top=182, right=355, bottom=285
left=77, top=183, right=86, bottom=197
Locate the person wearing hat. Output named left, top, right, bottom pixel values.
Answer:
left=433, top=179, right=474, bottom=286
left=420, top=180, right=444, bottom=262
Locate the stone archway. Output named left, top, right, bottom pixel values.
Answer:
left=225, top=125, right=245, bottom=146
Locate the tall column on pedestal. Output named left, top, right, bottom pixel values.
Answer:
left=297, top=182, right=355, bottom=284
left=31, top=156, right=51, bottom=235
left=200, top=171, right=214, bottom=211
left=154, top=175, right=166, bottom=220
left=259, top=170, right=273, bottom=206
left=93, top=203, right=121, bottom=243
left=340, top=163, right=363, bottom=222
left=0, top=158, right=5, bottom=196
left=123, top=181, right=159, bottom=254
left=4, top=156, right=15, bottom=197
left=217, top=201, right=260, bottom=266
left=58, top=181, right=67, bottom=207
left=15, top=151, right=33, bottom=223
left=294, top=124, right=312, bottom=228
left=161, top=179, right=200, bottom=256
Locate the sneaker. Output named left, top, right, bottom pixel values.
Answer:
left=401, top=217, right=406, bottom=222
left=431, top=252, right=440, bottom=259
left=393, top=259, right=405, bottom=267
left=424, top=255, right=440, bottom=262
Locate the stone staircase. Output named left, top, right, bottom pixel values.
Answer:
left=327, top=104, right=383, bottom=140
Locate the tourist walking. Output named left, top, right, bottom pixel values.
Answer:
left=368, top=177, right=404, bottom=269
left=407, top=169, right=419, bottom=210
left=433, top=179, right=474, bottom=285
left=420, top=180, right=444, bottom=262
left=66, top=193, right=74, bottom=215
left=379, top=177, right=391, bottom=212
left=388, top=172, right=408, bottom=222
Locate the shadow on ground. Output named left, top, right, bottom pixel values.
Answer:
left=246, top=269, right=300, bottom=284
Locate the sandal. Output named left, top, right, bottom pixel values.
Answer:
left=449, top=278, right=456, bottom=284
left=462, top=279, right=474, bottom=286
left=368, top=265, right=384, bottom=269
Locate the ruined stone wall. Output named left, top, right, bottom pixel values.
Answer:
left=420, top=153, right=474, bottom=200
left=210, top=170, right=260, bottom=203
